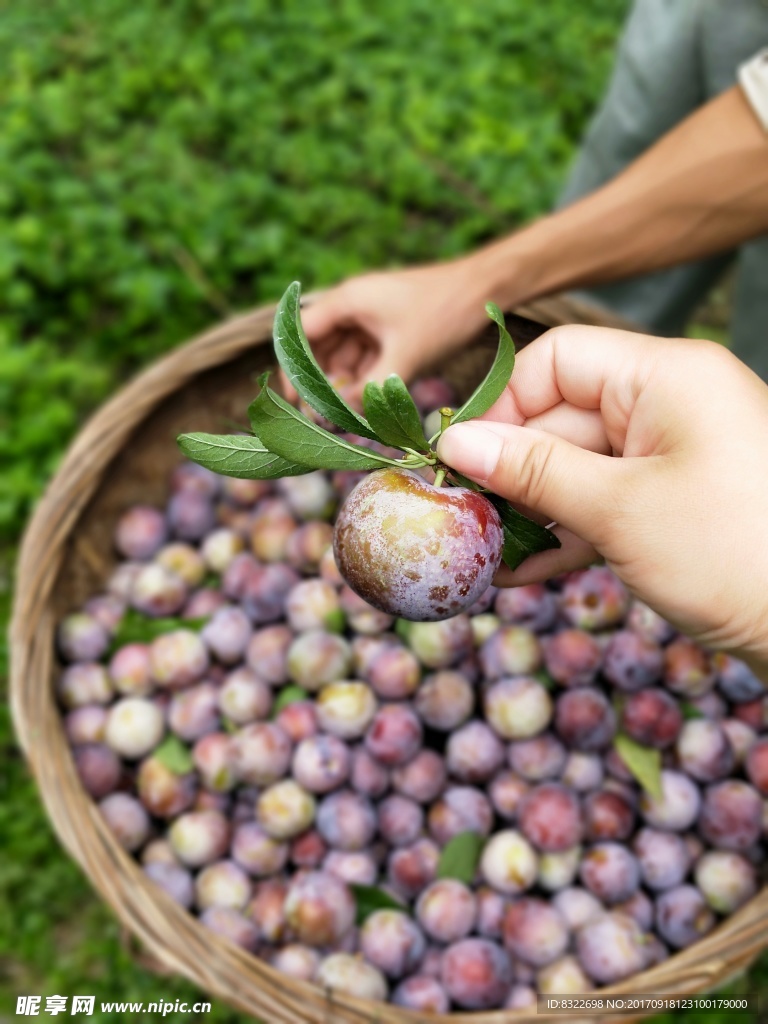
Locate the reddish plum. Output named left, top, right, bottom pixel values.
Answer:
left=416, top=879, right=477, bottom=943
left=676, top=719, right=734, bottom=782
left=74, top=744, right=121, bottom=799
left=503, top=897, right=569, bottom=967
left=447, top=720, right=505, bottom=783
left=603, top=630, right=664, bottom=691
left=193, top=733, right=239, bottom=793
left=441, top=938, right=512, bottom=1010
left=584, top=789, right=635, bottom=842
left=149, top=629, right=209, bottom=689
left=387, top=838, right=440, bottom=899
left=316, top=789, right=377, bottom=850
left=367, top=646, right=421, bottom=700
left=560, top=567, right=630, bottom=630
left=428, top=785, right=493, bottom=844
left=218, top=667, right=272, bottom=725
left=509, top=733, right=567, bottom=782
left=494, top=583, right=558, bottom=632
left=58, top=663, right=113, bottom=709
left=168, top=682, right=219, bottom=741
left=99, top=793, right=151, bottom=851
left=518, top=782, right=582, bottom=852
left=489, top=771, right=530, bottom=820
left=621, top=687, right=682, bottom=749
left=378, top=794, right=424, bottom=847
left=334, top=468, right=503, bottom=621
left=143, top=862, right=195, bottom=908
left=292, top=734, right=350, bottom=794
left=246, top=624, right=293, bottom=685
left=699, top=780, right=762, bottom=851
left=554, top=688, right=616, bottom=751
left=115, top=505, right=168, bottom=560
left=580, top=842, right=640, bottom=903
left=391, top=749, right=445, bottom=803
left=234, top=722, right=292, bottom=786
left=414, top=670, right=474, bottom=730
left=543, top=629, right=602, bottom=687
left=576, top=912, right=647, bottom=984
left=360, top=910, right=426, bottom=979
left=364, top=703, right=422, bottom=766
left=664, top=637, right=716, bottom=697
left=137, top=755, right=197, bottom=817
left=655, top=884, right=715, bottom=948
left=284, top=870, right=355, bottom=947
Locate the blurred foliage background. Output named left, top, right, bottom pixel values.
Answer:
left=0, top=1, right=754, bottom=1020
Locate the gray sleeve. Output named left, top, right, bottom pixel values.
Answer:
left=738, top=49, right=768, bottom=131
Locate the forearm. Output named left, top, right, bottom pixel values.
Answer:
left=464, top=86, right=768, bottom=309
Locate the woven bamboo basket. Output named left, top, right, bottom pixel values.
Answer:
left=10, top=293, right=768, bottom=1024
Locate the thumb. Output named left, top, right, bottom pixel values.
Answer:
left=437, top=420, right=624, bottom=545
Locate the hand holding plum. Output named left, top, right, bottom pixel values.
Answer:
left=437, top=327, right=768, bottom=677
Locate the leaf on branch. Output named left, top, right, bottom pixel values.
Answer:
left=489, top=495, right=561, bottom=571
left=273, top=282, right=380, bottom=440
left=248, top=375, right=404, bottom=471
left=436, top=831, right=485, bottom=884
left=452, top=302, right=515, bottom=423
left=613, top=733, right=663, bottom=800
left=362, top=375, right=429, bottom=451
left=177, top=431, right=313, bottom=479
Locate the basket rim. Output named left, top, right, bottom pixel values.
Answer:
left=10, top=294, right=768, bottom=1023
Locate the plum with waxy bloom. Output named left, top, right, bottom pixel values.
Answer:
left=333, top=468, right=504, bottom=621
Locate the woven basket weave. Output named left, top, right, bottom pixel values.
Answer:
left=10, top=294, right=768, bottom=1023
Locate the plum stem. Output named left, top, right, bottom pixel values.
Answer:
left=433, top=467, right=447, bottom=488
left=440, top=407, right=454, bottom=433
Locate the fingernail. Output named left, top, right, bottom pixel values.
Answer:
left=437, top=422, right=503, bottom=483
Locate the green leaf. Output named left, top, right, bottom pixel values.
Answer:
left=446, top=469, right=485, bottom=492
left=109, top=609, right=208, bottom=651
left=249, top=375, right=403, bottom=471
left=451, top=302, right=515, bottom=424
left=349, top=884, right=409, bottom=925
left=153, top=735, right=194, bottom=775
left=272, top=685, right=309, bottom=715
left=534, top=669, right=556, bottom=691
left=613, top=733, right=663, bottom=800
left=489, top=495, right=561, bottom=571
left=436, top=831, right=485, bottom=884
left=394, top=618, right=413, bottom=643
left=362, top=375, right=429, bottom=451
left=273, top=282, right=379, bottom=440
left=679, top=701, right=704, bottom=720
left=177, top=431, right=313, bottom=480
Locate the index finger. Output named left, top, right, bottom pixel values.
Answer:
left=480, top=323, right=659, bottom=425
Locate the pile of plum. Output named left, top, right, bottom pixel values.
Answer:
left=56, top=380, right=768, bottom=1012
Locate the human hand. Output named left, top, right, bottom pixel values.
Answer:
left=281, top=261, right=491, bottom=405
left=436, top=326, right=768, bottom=676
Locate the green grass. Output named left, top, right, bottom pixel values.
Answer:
left=3, top=1, right=765, bottom=1020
